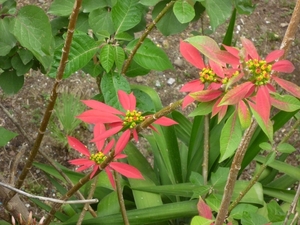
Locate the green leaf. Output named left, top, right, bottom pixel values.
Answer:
left=125, top=59, right=150, bottom=77
left=0, top=55, right=12, bottom=69
left=173, top=0, right=195, bottom=23
left=259, top=142, right=272, bottom=151
left=97, top=191, right=120, bottom=216
left=49, top=32, right=99, bottom=78
left=185, top=36, right=223, bottom=65
left=89, top=8, right=114, bottom=37
left=0, top=18, right=17, bottom=56
left=230, top=204, right=258, bottom=220
left=255, top=155, right=300, bottom=181
left=48, top=0, right=74, bottom=16
left=0, top=127, right=18, bottom=147
left=77, top=200, right=199, bottom=225
left=11, top=54, right=33, bottom=76
left=0, top=71, right=24, bottom=94
left=219, top=112, right=242, bottom=162
left=221, top=8, right=236, bottom=48
left=126, top=38, right=173, bottom=71
left=82, top=0, right=116, bottom=12
left=271, top=93, right=300, bottom=112
left=188, top=101, right=214, bottom=117
left=132, top=88, right=156, bottom=112
left=241, top=212, right=269, bottom=225
left=277, top=143, right=296, bottom=154
left=100, top=44, right=115, bottom=73
left=152, top=0, right=189, bottom=36
left=18, top=48, right=33, bottom=65
left=191, top=216, right=214, bottom=225
left=234, top=0, right=256, bottom=15
left=205, top=194, right=222, bottom=211
left=113, top=46, right=125, bottom=73
left=267, top=200, right=285, bottom=222
left=205, top=0, right=233, bottom=31
left=211, top=167, right=229, bottom=187
left=250, top=105, right=273, bottom=142
left=100, top=72, right=131, bottom=110
left=112, top=0, right=143, bottom=34
left=82, top=60, right=103, bottom=77
left=139, top=0, right=160, bottom=6
left=11, top=5, right=54, bottom=69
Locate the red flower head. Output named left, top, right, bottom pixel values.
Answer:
left=68, top=128, right=143, bottom=189
left=77, top=90, right=177, bottom=146
left=179, top=40, right=225, bottom=108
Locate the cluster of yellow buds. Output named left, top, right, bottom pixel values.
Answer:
left=123, top=110, right=145, bottom=129
left=199, top=68, right=218, bottom=84
left=90, top=152, right=107, bottom=164
left=246, top=59, right=272, bottom=85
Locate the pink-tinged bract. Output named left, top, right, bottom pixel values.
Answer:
left=191, top=89, right=223, bottom=102
left=180, top=40, right=205, bottom=69
left=272, top=76, right=300, bottom=98
left=255, top=85, right=271, bottom=125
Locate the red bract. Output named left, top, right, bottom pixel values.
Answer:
left=68, top=132, right=143, bottom=189
left=78, top=90, right=177, bottom=144
left=179, top=40, right=225, bottom=108
left=220, top=37, right=296, bottom=126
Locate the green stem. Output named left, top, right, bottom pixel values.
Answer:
left=203, top=115, right=210, bottom=185
left=121, top=1, right=176, bottom=75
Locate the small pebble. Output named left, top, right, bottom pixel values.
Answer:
left=167, top=78, right=175, bottom=85
left=155, top=80, right=161, bottom=87
left=174, top=58, right=183, bottom=67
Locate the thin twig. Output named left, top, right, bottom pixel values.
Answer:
left=115, top=172, right=130, bottom=225
left=76, top=174, right=99, bottom=225
left=284, top=183, right=300, bottom=224
left=0, top=182, right=98, bottom=204
left=121, top=1, right=176, bottom=75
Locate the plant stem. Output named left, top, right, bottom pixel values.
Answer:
left=76, top=175, right=99, bottom=225
left=203, top=115, right=210, bottom=185
left=7, top=0, right=82, bottom=201
left=115, top=172, right=130, bottom=225
left=215, top=118, right=257, bottom=225
left=121, top=1, right=175, bottom=75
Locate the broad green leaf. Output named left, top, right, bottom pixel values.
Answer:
left=250, top=105, right=273, bottom=142
left=113, top=46, right=125, bottom=73
left=189, top=172, right=204, bottom=186
left=241, top=212, right=269, bottom=225
left=97, top=191, right=120, bottom=216
left=75, top=13, right=89, bottom=33
left=114, top=32, right=134, bottom=41
left=48, top=0, right=74, bottom=16
left=112, top=0, right=143, bottom=34
left=152, top=0, right=189, bottom=36
left=173, top=0, right=195, bottom=23
left=255, top=155, right=300, bottom=181
left=267, top=200, right=285, bottom=222
left=0, top=127, right=18, bottom=147
left=276, top=143, right=296, bottom=154
left=0, top=55, right=11, bottom=69
left=211, top=167, right=229, bottom=187
left=139, top=0, right=160, bottom=6
left=271, top=93, right=300, bottom=112
left=11, top=54, right=33, bottom=76
left=125, top=59, right=150, bottom=77
left=191, top=216, right=214, bottom=225
left=82, top=0, right=116, bottom=12
left=230, top=204, right=258, bottom=220
left=49, top=32, right=99, bottom=78
left=0, top=18, right=17, bottom=56
left=188, top=101, right=214, bottom=117
left=205, top=194, right=222, bottom=212
left=0, top=0, right=16, bottom=15
left=126, top=38, right=173, bottom=71
left=205, top=0, right=232, bottom=31
left=100, top=72, right=131, bottom=110
left=82, top=60, right=103, bottom=77
left=132, top=88, right=156, bottom=112
left=77, top=200, right=198, bottom=225
left=219, top=111, right=242, bottom=162
left=11, top=6, right=54, bottom=69
left=186, top=36, right=223, bottom=65
left=259, top=142, right=272, bottom=151
left=18, top=48, right=33, bottom=65
left=100, top=44, right=115, bottom=73
left=0, top=71, right=24, bottom=94
left=89, top=8, right=114, bottom=36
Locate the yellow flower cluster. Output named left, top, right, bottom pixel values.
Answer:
left=246, top=59, right=272, bottom=85
left=199, top=68, right=217, bottom=83
left=90, top=152, right=107, bottom=164
left=123, top=110, right=145, bottom=129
